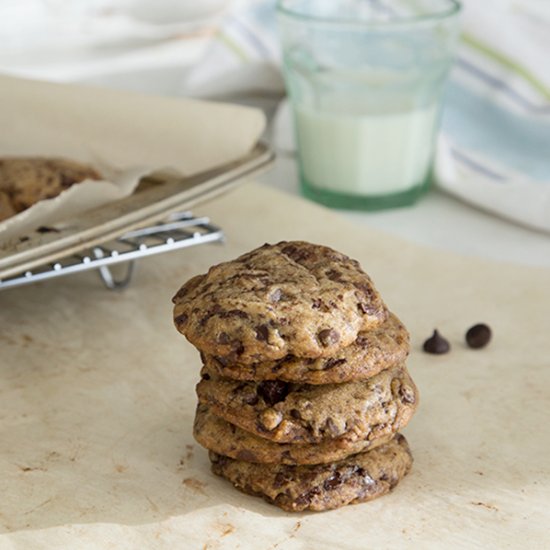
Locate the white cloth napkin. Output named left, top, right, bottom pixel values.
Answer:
left=183, top=0, right=550, bottom=233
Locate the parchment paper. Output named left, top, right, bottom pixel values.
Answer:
left=0, top=75, right=265, bottom=241
left=0, top=184, right=549, bottom=549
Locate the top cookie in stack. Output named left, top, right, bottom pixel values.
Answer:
left=173, top=241, right=388, bottom=364
left=173, top=241, right=418, bottom=512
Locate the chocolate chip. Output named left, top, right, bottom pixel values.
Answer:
left=201, top=372, right=211, bottom=381
left=255, top=325, right=269, bottom=341
left=289, top=409, right=301, bottom=420
left=216, top=332, right=231, bottom=344
left=281, top=244, right=298, bottom=257
left=220, top=309, right=249, bottom=319
left=422, top=329, right=450, bottom=354
left=353, top=281, right=374, bottom=297
left=325, top=269, right=343, bottom=282
left=174, top=313, right=188, bottom=326
left=294, top=487, right=321, bottom=507
left=465, top=323, right=492, bottom=349
left=236, top=450, right=257, bottom=462
left=311, top=299, right=329, bottom=312
left=281, top=244, right=311, bottom=263
left=214, top=355, right=228, bottom=367
left=199, top=312, right=213, bottom=327
left=172, top=286, right=188, bottom=302
left=323, top=358, right=346, bottom=371
left=232, top=342, right=245, bottom=357
left=257, top=380, right=289, bottom=406
left=318, top=329, right=339, bottom=346
left=356, top=335, right=369, bottom=347
left=357, top=302, right=374, bottom=315
left=323, top=472, right=343, bottom=491
left=274, top=471, right=293, bottom=488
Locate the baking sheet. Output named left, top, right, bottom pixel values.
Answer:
left=0, top=184, right=549, bottom=549
left=0, top=143, right=274, bottom=281
left=0, top=74, right=266, bottom=244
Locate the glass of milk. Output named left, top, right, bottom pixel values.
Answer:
left=277, top=0, right=461, bottom=210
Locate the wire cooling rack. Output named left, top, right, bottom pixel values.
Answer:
left=0, top=212, right=223, bottom=291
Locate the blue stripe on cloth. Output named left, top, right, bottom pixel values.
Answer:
left=450, top=147, right=507, bottom=181
left=442, top=82, right=550, bottom=181
left=455, top=57, right=550, bottom=115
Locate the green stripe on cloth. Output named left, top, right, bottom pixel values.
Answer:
left=463, top=33, right=550, bottom=101
left=216, top=31, right=250, bottom=62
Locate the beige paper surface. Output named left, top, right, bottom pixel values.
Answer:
left=0, top=75, right=265, bottom=241
left=0, top=184, right=549, bottom=549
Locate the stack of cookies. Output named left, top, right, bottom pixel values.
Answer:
left=172, top=241, right=418, bottom=512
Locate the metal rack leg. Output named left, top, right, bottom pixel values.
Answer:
left=92, top=247, right=135, bottom=290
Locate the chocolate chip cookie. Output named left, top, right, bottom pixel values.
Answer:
left=196, top=365, right=418, bottom=444
left=194, top=404, right=395, bottom=465
left=202, top=312, right=409, bottom=385
left=0, top=190, right=16, bottom=222
left=0, top=157, right=101, bottom=219
left=210, top=433, right=413, bottom=512
left=173, top=241, right=388, bottom=364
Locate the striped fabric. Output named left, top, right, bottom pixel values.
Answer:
left=438, top=1, right=550, bottom=232
left=185, top=0, right=550, bottom=232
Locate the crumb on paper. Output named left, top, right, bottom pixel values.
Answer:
left=471, top=501, right=498, bottom=512
left=179, top=444, right=195, bottom=468
left=146, top=495, right=160, bottom=514
left=17, top=464, right=46, bottom=473
left=183, top=477, right=207, bottom=494
left=218, top=523, right=235, bottom=537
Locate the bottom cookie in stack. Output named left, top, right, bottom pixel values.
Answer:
left=209, top=434, right=413, bottom=512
